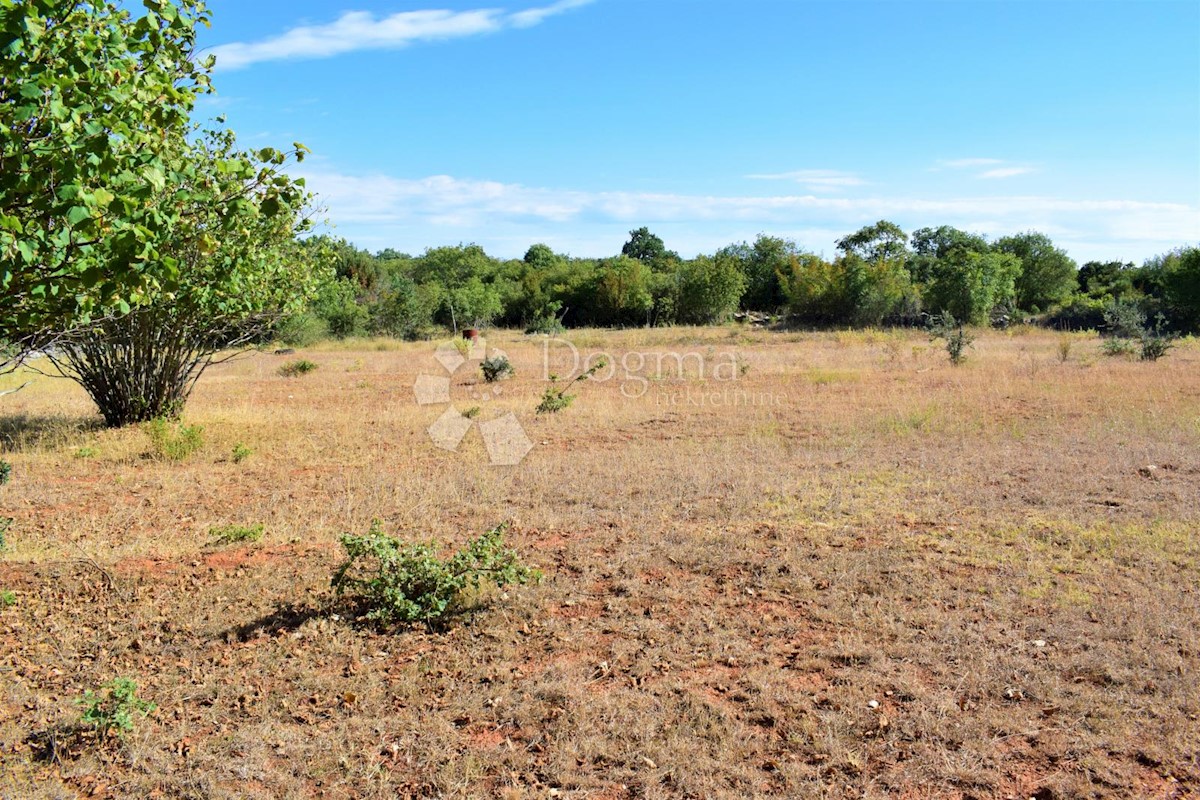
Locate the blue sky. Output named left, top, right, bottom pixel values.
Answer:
left=195, top=0, right=1200, bottom=264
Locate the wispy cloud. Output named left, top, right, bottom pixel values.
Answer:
left=938, top=158, right=1005, bottom=169
left=979, top=166, right=1037, bottom=179
left=510, top=0, right=594, bottom=28
left=937, top=157, right=1037, bottom=180
left=210, top=1, right=595, bottom=71
left=298, top=169, right=1200, bottom=255
left=745, top=170, right=866, bottom=192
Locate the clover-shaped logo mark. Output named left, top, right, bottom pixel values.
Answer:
left=412, top=338, right=533, bottom=466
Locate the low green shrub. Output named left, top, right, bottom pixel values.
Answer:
left=0, top=590, right=15, bottom=608
left=480, top=355, right=514, bottom=382
left=231, top=442, right=253, bottom=463
left=278, top=358, right=318, bottom=377
left=1101, top=337, right=1136, bottom=357
left=926, top=312, right=974, bottom=365
left=209, top=523, right=264, bottom=545
left=78, top=677, right=155, bottom=740
left=536, top=359, right=607, bottom=414
left=146, top=418, right=205, bottom=461
left=0, top=459, right=10, bottom=485
left=332, top=521, right=540, bottom=629
left=525, top=314, right=565, bottom=335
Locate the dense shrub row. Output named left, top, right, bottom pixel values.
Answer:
left=285, top=225, right=1199, bottom=341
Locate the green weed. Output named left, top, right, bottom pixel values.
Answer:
left=209, top=523, right=264, bottom=545
left=78, top=677, right=155, bottom=740
left=332, top=521, right=540, bottom=629
left=278, top=358, right=318, bottom=377
left=145, top=418, right=205, bottom=461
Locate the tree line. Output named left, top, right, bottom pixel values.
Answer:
left=2, top=0, right=1195, bottom=429
left=286, top=224, right=1200, bottom=343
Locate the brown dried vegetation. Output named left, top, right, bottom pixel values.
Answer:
left=0, top=328, right=1197, bottom=799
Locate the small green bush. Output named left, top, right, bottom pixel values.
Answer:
left=1101, top=337, right=1136, bottom=357
left=78, top=677, right=155, bottom=740
left=525, top=314, right=565, bottom=335
left=1100, top=303, right=1177, bottom=361
left=278, top=358, right=318, bottom=377
left=74, top=446, right=96, bottom=459
left=209, top=523, right=264, bottom=545
left=480, top=355, right=514, bottom=383
left=536, top=382, right=574, bottom=414
left=146, top=418, right=205, bottom=461
left=535, top=359, right=607, bottom=414
left=0, top=459, right=10, bottom=485
left=1056, top=336, right=1073, bottom=363
left=231, top=442, right=253, bottom=463
left=332, top=521, right=540, bottom=629
left=1138, top=314, right=1177, bottom=362
left=926, top=312, right=974, bottom=365
left=0, top=590, right=15, bottom=608
left=1139, top=333, right=1174, bottom=362
left=1103, top=299, right=1148, bottom=339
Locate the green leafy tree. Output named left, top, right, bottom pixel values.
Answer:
left=1162, top=246, right=1200, bottom=332
left=621, top=227, right=679, bottom=272
left=1140, top=246, right=1200, bottom=333
left=994, top=231, right=1077, bottom=312
left=838, top=253, right=916, bottom=326
left=719, top=235, right=800, bottom=312
left=836, top=220, right=909, bottom=265
left=313, top=276, right=368, bottom=339
left=370, top=273, right=437, bottom=340
left=778, top=252, right=852, bottom=324
left=412, top=244, right=496, bottom=332
left=923, top=250, right=1021, bottom=325
left=594, top=256, right=653, bottom=326
left=909, top=225, right=990, bottom=284
left=45, top=128, right=320, bottom=425
left=1, top=0, right=215, bottom=365
left=450, top=276, right=503, bottom=329
left=834, top=221, right=915, bottom=324
left=674, top=253, right=746, bottom=324
left=1078, top=260, right=1136, bottom=300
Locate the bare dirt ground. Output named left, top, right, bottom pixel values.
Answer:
left=1, top=327, right=1197, bottom=799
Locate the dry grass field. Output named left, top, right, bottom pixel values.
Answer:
left=1, top=327, right=1198, bottom=799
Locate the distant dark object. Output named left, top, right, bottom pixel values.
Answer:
left=733, top=311, right=772, bottom=326
left=462, top=328, right=480, bottom=342
left=274, top=348, right=296, bottom=355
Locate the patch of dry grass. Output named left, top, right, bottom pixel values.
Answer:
left=1, top=329, right=1198, bottom=799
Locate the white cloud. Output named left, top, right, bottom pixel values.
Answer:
left=979, top=166, right=1037, bottom=179
left=209, top=2, right=594, bottom=71
left=511, top=0, right=595, bottom=29
left=298, top=168, right=1200, bottom=263
left=745, top=170, right=866, bottom=191
left=937, top=158, right=1036, bottom=180
left=939, top=158, right=1005, bottom=169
